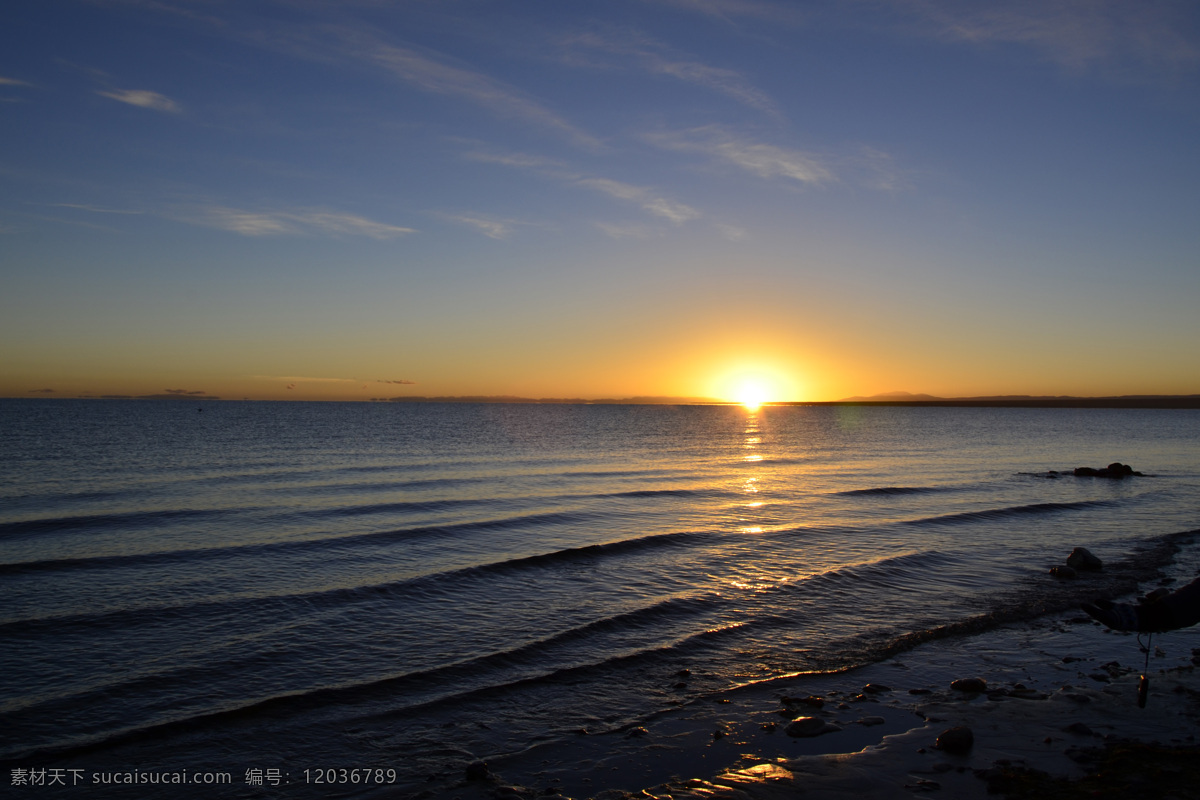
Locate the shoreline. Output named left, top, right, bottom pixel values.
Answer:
left=415, top=544, right=1200, bottom=800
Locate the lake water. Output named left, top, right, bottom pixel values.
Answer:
left=2, top=400, right=1199, bottom=796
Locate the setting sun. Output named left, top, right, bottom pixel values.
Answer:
left=711, top=363, right=800, bottom=408
left=733, top=380, right=770, bottom=410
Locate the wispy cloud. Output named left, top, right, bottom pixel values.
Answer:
left=186, top=206, right=417, bottom=239
left=847, top=145, right=911, bottom=192
left=96, top=88, right=182, bottom=113
left=714, top=222, right=748, bottom=241
left=884, top=0, right=1200, bottom=73
left=254, top=375, right=359, bottom=383
left=441, top=213, right=531, bottom=240
left=378, top=379, right=416, bottom=385
left=642, top=0, right=808, bottom=25
left=646, top=126, right=835, bottom=185
left=44, top=203, right=145, bottom=215
left=594, top=221, right=658, bottom=239
left=329, top=31, right=603, bottom=151
left=562, top=30, right=780, bottom=116
left=577, top=178, right=701, bottom=223
left=460, top=148, right=572, bottom=173
left=463, top=144, right=703, bottom=224
left=0, top=76, right=32, bottom=86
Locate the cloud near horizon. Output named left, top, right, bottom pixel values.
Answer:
left=255, top=375, right=359, bottom=383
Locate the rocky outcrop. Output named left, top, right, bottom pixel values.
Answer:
left=1074, top=462, right=1142, bottom=478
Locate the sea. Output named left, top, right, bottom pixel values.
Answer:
left=2, top=399, right=1199, bottom=798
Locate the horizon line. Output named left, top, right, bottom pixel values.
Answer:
left=7, top=392, right=1200, bottom=408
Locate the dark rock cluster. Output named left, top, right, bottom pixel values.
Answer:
left=1073, top=462, right=1142, bottom=478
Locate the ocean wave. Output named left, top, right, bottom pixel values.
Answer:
left=0, top=508, right=231, bottom=539
left=903, top=499, right=1119, bottom=527
left=1, top=592, right=722, bottom=761
left=0, top=508, right=602, bottom=576
left=837, top=486, right=947, bottom=496
left=0, top=528, right=709, bottom=631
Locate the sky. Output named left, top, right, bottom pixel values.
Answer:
left=2, top=0, right=1199, bottom=403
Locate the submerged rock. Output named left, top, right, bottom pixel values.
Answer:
left=1049, top=565, right=1078, bottom=579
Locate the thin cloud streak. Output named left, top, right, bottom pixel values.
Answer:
left=46, top=203, right=145, bottom=215
left=646, top=126, right=835, bottom=185
left=562, top=30, right=780, bottom=116
left=186, top=206, right=417, bottom=239
left=463, top=144, right=703, bottom=224
left=643, top=0, right=808, bottom=25
left=96, top=88, right=182, bottom=113
left=446, top=214, right=518, bottom=240
left=882, top=0, right=1200, bottom=73
left=254, top=375, right=359, bottom=383
left=576, top=178, right=701, bottom=223
left=594, top=221, right=657, bottom=239
left=342, top=33, right=603, bottom=151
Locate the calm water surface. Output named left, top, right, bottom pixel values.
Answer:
left=2, top=400, right=1199, bottom=795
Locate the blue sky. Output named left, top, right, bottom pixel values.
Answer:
left=2, top=0, right=1199, bottom=401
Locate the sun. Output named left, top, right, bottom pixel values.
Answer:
left=710, top=362, right=801, bottom=408
left=733, top=379, right=771, bottom=411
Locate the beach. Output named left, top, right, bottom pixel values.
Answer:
left=422, top=546, right=1200, bottom=800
